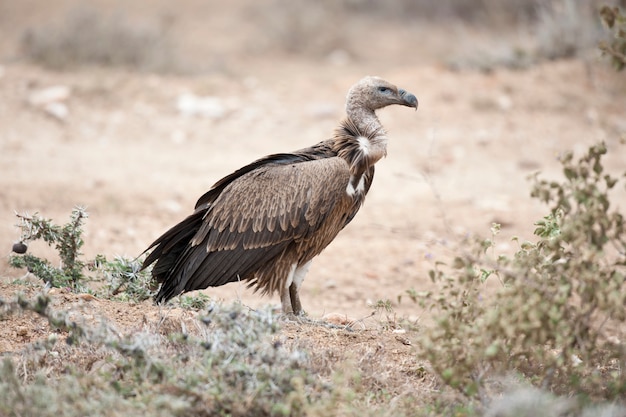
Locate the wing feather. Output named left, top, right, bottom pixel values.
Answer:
left=205, top=158, right=350, bottom=251
left=150, top=154, right=351, bottom=302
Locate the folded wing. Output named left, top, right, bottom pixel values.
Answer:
left=143, top=153, right=352, bottom=302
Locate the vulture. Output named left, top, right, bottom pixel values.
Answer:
left=141, top=76, right=418, bottom=315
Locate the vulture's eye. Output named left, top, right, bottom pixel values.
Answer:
left=378, top=86, right=391, bottom=93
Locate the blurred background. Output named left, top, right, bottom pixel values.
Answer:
left=0, top=0, right=620, bottom=73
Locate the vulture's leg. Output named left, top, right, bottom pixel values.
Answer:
left=279, top=261, right=312, bottom=316
left=290, top=261, right=312, bottom=316
left=280, top=288, right=295, bottom=315
left=280, top=264, right=298, bottom=315
left=289, top=282, right=302, bottom=315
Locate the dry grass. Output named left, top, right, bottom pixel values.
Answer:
left=20, top=6, right=178, bottom=73
left=2, top=279, right=625, bottom=416
left=534, top=0, right=605, bottom=60
left=0, top=289, right=438, bottom=417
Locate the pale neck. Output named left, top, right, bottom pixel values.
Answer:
left=338, top=103, right=388, bottom=169
left=345, top=103, right=381, bottom=133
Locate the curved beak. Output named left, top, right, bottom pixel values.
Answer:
left=398, top=88, right=418, bottom=110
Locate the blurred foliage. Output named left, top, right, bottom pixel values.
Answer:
left=15, top=0, right=611, bottom=72
left=534, top=0, right=603, bottom=60
left=599, top=5, right=626, bottom=71
left=20, top=7, right=177, bottom=72
left=314, top=0, right=540, bottom=23
left=419, top=142, right=626, bottom=400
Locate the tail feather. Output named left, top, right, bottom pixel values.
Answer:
left=153, top=238, right=287, bottom=304
left=141, top=210, right=206, bottom=300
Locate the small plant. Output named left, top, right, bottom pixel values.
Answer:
left=91, top=255, right=155, bottom=302
left=371, top=298, right=394, bottom=313
left=599, top=5, right=626, bottom=71
left=419, top=142, right=626, bottom=400
left=178, top=292, right=211, bottom=310
left=9, top=207, right=88, bottom=290
left=9, top=207, right=156, bottom=300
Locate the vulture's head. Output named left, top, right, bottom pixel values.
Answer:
left=346, top=76, right=418, bottom=113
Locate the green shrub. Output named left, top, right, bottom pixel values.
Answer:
left=9, top=206, right=155, bottom=301
left=9, top=207, right=88, bottom=290
left=179, top=292, right=212, bottom=310
left=599, top=5, right=626, bottom=71
left=90, top=254, right=155, bottom=302
left=419, top=142, right=626, bottom=400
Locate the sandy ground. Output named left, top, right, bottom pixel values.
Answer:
left=1, top=1, right=625, bottom=362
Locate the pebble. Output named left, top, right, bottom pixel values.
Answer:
left=43, top=102, right=69, bottom=121
left=27, top=85, right=71, bottom=121
left=28, top=85, right=71, bottom=106
left=176, top=93, right=225, bottom=119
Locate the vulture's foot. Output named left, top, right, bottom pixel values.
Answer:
left=279, top=311, right=307, bottom=322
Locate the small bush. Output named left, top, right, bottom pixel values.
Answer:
left=419, top=142, right=626, bottom=400
left=179, top=292, right=212, bottom=310
left=9, top=206, right=156, bottom=301
left=9, top=207, right=88, bottom=290
left=599, top=5, right=626, bottom=71
left=534, top=0, right=604, bottom=60
left=91, top=254, right=155, bottom=302
left=20, top=7, right=176, bottom=72
left=446, top=1, right=610, bottom=72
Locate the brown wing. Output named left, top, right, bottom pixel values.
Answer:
left=147, top=155, right=351, bottom=302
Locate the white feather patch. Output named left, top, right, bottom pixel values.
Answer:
left=356, top=136, right=370, bottom=155
left=284, top=263, right=298, bottom=289
left=293, top=261, right=312, bottom=289
left=346, top=175, right=366, bottom=197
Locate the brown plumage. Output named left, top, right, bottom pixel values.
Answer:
left=141, top=76, right=418, bottom=315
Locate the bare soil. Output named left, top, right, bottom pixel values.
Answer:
left=1, top=0, right=625, bottom=385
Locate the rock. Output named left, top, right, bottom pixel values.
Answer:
left=176, top=93, right=225, bottom=119
left=323, top=279, right=337, bottom=289
left=77, top=293, right=97, bottom=302
left=395, top=335, right=411, bottom=345
left=497, top=94, right=513, bottom=111
left=28, top=85, right=71, bottom=121
left=43, top=102, right=69, bottom=121
left=323, top=312, right=362, bottom=328
left=28, top=85, right=71, bottom=106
